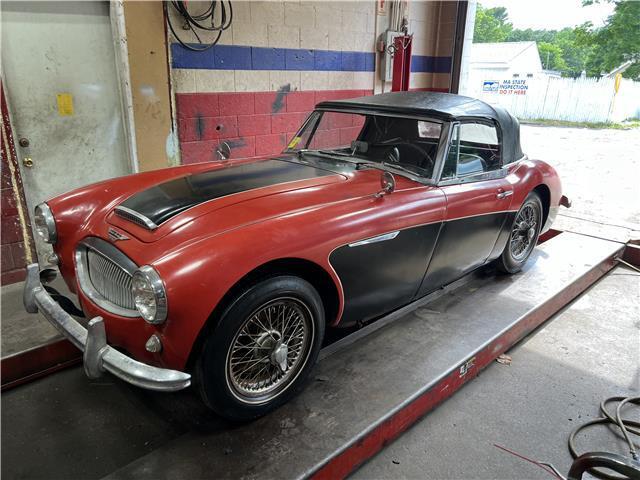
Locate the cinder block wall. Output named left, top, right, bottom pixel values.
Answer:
left=0, top=152, right=29, bottom=284
left=1, top=84, right=34, bottom=285
left=408, top=0, right=457, bottom=92
left=168, top=1, right=456, bottom=164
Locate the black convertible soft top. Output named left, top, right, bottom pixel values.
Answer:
left=317, top=91, right=525, bottom=165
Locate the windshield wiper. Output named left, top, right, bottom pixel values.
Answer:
left=317, top=149, right=354, bottom=157
left=381, top=161, right=423, bottom=177
left=296, top=148, right=349, bottom=159
left=299, top=149, right=368, bottom=167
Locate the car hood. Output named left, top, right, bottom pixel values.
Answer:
left=107, top=157, right=348, bottom=242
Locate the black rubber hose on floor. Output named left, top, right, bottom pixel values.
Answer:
left=568, top=396, right=640, bottom=480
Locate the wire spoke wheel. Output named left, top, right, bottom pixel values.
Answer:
left=509, top=203, right=540, bottom=261
left=226, top=297, right=314, bottom=404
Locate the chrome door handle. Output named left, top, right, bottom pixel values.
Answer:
left=496, top=190, right=513, bottom=199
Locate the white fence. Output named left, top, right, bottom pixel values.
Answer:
left=462, top=74, right=640, bottom=123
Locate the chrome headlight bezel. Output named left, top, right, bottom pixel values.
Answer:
left=131, top=265, right=168, bottom=324
left=34, top=203, right=57, bottom=244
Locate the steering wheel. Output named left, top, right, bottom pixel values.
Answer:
left=383, top=141, right=434, bottom=171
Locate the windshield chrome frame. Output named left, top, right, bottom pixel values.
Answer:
left=284, top=108, right=447, bottom=185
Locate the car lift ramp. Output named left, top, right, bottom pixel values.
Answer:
left=1, top=232, right=627, bottom=480
left=94, top=232, right=621, bottom=480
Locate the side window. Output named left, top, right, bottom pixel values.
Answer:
left=441, top=123, right=501, bottom=180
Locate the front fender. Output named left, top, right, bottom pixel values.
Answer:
left=152, top=220, right=344, bottom=370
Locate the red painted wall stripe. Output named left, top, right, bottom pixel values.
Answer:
left=176, top=89, right=373, bottom=164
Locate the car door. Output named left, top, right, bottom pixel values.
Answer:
left=416, top=121, right=514, bottom=296
left=326, top=115, right=447, bottom=327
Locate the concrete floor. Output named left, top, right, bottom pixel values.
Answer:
left=521, top=125, right=640, bottom=232
left=353, top=266, right=640, bottom=479
left=0, top=276, right=73, bottom=357
left=522, top=125, right=640, bottom=244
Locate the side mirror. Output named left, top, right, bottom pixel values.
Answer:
left=215, top=141, right=231, bottom=161
left=375, top=171, right=396, bottom=198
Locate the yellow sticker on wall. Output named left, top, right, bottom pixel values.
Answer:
left=287, top=136, right=301, bottom=149
left=56, top=93, right=74, bottom=116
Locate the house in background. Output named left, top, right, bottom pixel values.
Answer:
left=460, top=41, right=544, bottom=98
left=468, top=41, right=543, bottom=80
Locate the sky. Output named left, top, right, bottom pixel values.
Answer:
left=477, top=0, right=616, bottom=30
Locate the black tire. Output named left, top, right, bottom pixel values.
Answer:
left=495, top=191, right=543, bottom=274
left=196, top=276, right=325, bottom=421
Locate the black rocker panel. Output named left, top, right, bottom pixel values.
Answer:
left=330, top=223, right=442, bottom=327
left=416, top=211, right=510, bottom=297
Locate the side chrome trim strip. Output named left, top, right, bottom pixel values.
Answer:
left=348, top=231, right=400, bottom=248
left=114, top=206, right=158, bottom=231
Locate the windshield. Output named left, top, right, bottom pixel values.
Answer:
left=286, top=110, right=443, bottom=179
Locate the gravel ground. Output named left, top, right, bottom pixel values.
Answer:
left=520, top=125, right=640, bottom=230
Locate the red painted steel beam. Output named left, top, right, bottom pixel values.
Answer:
left=310, top=244, right=622, bottom=480
left=538, top=228, right=562, bottom=244
left=1, top=339, right=81, bottom=392
left=391, top=36, right=412, bottom=92
left=622, top=243, right=640, bottom=268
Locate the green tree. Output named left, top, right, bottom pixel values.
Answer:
left=555, top=27, right=592, bottom=77
left=582, top=0, right=640, bottom=79
left=473, top=1, right=638, bottom=78
left=505, top=26, right=592, bottom=77
left=538, top=42, right=568, bottom=71
left=473, top=4, right=513, bottom=43
left=507, top=28, right=557, bottom=44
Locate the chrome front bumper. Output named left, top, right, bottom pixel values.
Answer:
left=23, top=264, right=191, bottom=392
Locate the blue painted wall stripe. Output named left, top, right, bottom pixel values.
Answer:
left=251, top=47, right=285, bottom=70
left=171, top=43, right=451, bottom=74
left=411, top=55, right=452, bottom=74
left=314, top=50, right=341, bottom=71
left=285, top=48, right=315, bottom=70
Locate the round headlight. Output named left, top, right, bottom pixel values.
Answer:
left=131, top=265, right=167, bottom=324
left=34, top=203, right=57, bottom=244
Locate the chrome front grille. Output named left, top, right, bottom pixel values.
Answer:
left=87, top=250, right=135, bottom=310
left=76, top=237, right=140, bottom=318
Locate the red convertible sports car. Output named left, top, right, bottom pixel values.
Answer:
left=24, top=92, right=569, bottom=420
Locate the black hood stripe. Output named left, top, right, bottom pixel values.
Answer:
left=117, top=159, right=335, bottom=228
